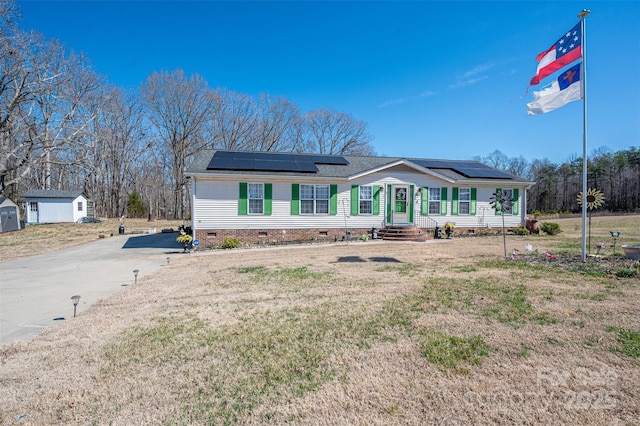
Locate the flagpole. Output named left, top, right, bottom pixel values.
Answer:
left=578, top=9, right=590, bottom=262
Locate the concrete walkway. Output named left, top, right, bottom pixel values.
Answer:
left=0, top=232, right=187, bottom=346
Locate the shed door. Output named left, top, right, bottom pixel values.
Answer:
left=0, top=206, right=19, bottom=232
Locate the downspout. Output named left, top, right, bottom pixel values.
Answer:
left=190, top=177, right=196, bottom=241
left=523, top=185, right=528, bottom=226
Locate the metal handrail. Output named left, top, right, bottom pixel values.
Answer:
left=414, top=214, right=438, bottom=230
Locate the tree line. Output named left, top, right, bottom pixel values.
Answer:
left=474, top=148, right=640, bottom=214
left=2, top=0, right=638, bottom=220
left=0, top=0, right=374, bottom=219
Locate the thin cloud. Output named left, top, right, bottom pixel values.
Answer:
left=378, top=98, right=408, bottom=109
left=377, top=89, right=438, bottom=109
left=449, top=63, right=493, bottom=89
left=420, top=90, right=437, bottom=98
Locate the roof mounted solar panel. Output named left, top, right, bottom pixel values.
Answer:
left=207, top=151, right=320, bottom=173
left=413, top=159, right=457, bottom=169
left=453, top=166, right=514, bottom=179
left=232, top=151, right=255, bottom=160
left=310, top=155, right=349, bottom=165
left=293, top=160, right=320, bottom=172
left=412, top=159, right=514, bottom=179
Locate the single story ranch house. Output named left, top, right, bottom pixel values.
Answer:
left=185, top=150, right=535, bottom=246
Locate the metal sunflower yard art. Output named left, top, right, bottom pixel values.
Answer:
left=577, top=188, right=605, bottom=210
left=577, top=188, right=605, bottom=253
left=489, top=189, right=513, bottom=259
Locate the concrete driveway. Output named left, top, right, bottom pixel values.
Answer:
left=0, top=232, right=187, bottom=346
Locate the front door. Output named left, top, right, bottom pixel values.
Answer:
left=394, top=186, right=408, bottom=223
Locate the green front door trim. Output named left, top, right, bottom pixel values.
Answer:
left=409, top=184, right=414, bottom=223
left=386, top=184, right=392, bottom=223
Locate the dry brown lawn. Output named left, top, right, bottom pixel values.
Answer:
left=1, top=215, right=639, bottom=425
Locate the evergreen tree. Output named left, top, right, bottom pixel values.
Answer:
left=127, top=191, right=146, bottom=218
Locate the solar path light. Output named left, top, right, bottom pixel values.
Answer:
left=133, top=269, right=139, bottom=284
left=610, top=231, right=621, bottom=256
left=71, top=295, right=81, bottom=318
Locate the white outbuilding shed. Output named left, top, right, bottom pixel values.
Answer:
left=22, top=190, right=90, bottom=224
left=0, top=196, right=21, bottom=232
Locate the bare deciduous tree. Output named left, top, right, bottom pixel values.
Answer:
left=253, top=94, right=302, bottom=152
left=0, top=4, right=38, bottom=193
left=141, top=69, right=213, bottom=219
left=304, top=108, right=375, bottom=155
left=208, top=88, right=257, bottom=151
left=1, top=5, right=100, bottom=196
left=82, top=87, right=150, bottom=217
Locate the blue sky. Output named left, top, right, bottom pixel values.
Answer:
left=17, top=0, right=640, bottom=163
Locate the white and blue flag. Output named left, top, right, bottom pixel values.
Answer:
left=527, top=63, right=582, bottom=115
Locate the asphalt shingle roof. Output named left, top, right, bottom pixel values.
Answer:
left=186, top=150, right=531, bottom=183
left=22, top=189, right=86, bottom=199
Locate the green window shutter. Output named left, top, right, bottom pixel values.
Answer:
left=409, top=184, right=415, bottom=222
left=470, top=188, right=477, bottom=216
left=421, top=186, right=429, bottom=215
left=330, top=184, right=338, bottom=215
left=373, top=185, right=380, bottom=215
left=351, top=185, right=359, bottom=216
left=386, top=184, right=392, bottom=222
left=440, top=187, right=448, bottom=215
left=452, top=187, right=459, bottom=216
left=291, top=184, right=299, bottom=215
left=512, top=188, right=519, bottom=215
left=264, top=183, right=272, bottom=215
left=495, top=188, right=502, bottom=215
left=239, top=182, right=248, bottom=215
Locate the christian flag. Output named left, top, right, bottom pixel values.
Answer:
left=530, top=22, right=582, bottom=85
left=527, top=63, right=582, bottom=115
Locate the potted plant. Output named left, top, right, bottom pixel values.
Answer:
left=176, top=230, right=193, bottom=252
left=444, top=222, right=455, bottom=239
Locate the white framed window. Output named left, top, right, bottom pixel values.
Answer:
left=29, top=202, right=38, bottom=212
left=429, top=187, right=441, bottom=215
left=459, top=188, right=471, bottom=215
left=359, top=185, right=372, bottom=214
left=77, top=201, right=83, bottom=212
left=300, top=184, right=329, bottom=215
left=248, top=183, right=264, bottom=214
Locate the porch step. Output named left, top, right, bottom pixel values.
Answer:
left=379, top=225, right=428, bottom=241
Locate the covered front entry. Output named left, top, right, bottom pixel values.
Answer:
left=386, top=184, right=414, bottom=225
